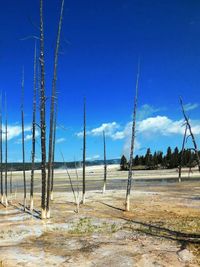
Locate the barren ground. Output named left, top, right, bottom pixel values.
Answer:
left=0, top=165, right=200, bottom=266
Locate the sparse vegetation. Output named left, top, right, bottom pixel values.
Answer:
left=69, top=218, right=120, bottom=235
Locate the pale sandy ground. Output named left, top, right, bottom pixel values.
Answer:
left=9, top=164, right=200, bottom=192
left=11, top=164, right=200, bottom=178
left=0, top=166, right=200, bottom=266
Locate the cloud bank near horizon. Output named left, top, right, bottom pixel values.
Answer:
left=76, top=103, right=200, bottom=158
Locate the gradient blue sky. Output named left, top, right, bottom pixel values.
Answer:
left=0, top=0, right=200, bottom=162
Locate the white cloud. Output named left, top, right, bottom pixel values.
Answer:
left=137, top=104, right=160, bottom=120
left=56, top=137, right=66, bottom=144
left=90, top=122, right=119, bottom=136
left=137, top=116, right=200, bottom=136
left=6, top=125, right=22, bottom=141
left=24, top=130, right=39, bottom=141
left=138, top=116, right=183, bottom=135
left=76, top=122, right=120, bottom=139
left=24, top=134, right=32, bottom=141
left=111, top=131, right=126, bottom=140
left=15, top=128, right=39, bottom=143
left=1, top=124, right=32, bottom=142
left=77, top=114, right=200, bottom=143
left=183, top=103, right=199, bottom=111
left=86, top=154, right=100, bottom=161
left=76, top=132, right=83, bottom=137
left=111, top=122, right=132, bottom=140
left=120, top=115, right=200, bottom=156
left=123, top=138, right=141, bottom=158
left=76, top=112, right=200, bottom=159
left=114, top=116, right=200, bottom=141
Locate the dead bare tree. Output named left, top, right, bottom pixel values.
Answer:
left=178, top=124, right=188, bottom=181
left=0, top=94, right=3, bottom=204
left=39, top=0, right=47, bottom=219
left=180, top=97, right=200, bottom=172
left=10, top=165, right=13, bottom=200
left=125, top=61, right=140, bottom=212
left=74, top=160, right=80, bottom=213
left=81, top=98, right=86, bottom=204
left=50, top=102, right=57, bottom=201
left=4, top=93, right=8, bottom=207
left=30, top=43, right=37, bottom=212
left=102, top=131, right=107, bottom=194
left=21, top=68, right=26, bottom=211
left=46, top=0, right=65, bottom=219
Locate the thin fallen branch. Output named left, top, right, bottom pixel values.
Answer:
left=60, top=151, right=77, bottom=205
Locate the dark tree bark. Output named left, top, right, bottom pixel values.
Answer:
left=39, top=0, right=47, bottom=219
left=30, top=43, right=37, bottom=212
left=102, top=131, right=107, bottom=194
left=0, top=94, right=3, bottom=204
left=82, top=98, right=86, bottom=204
left=178, top=124, right=188, bottom=181
left=21, top=69, right=26, bottom=211
left=46, top=0, right=65, bottom=218
left=4, top=93, right=8, bottom=207
left=125, top=62, right=140, bottom=211
left=180, top=97, right=200, bottom=172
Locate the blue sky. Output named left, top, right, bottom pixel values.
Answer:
left=0, top=0, right=200, bottom=162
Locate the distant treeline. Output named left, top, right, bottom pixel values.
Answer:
left=120, top=146, right=198, bottom=170
left=2, top=159, right=120, bottom=171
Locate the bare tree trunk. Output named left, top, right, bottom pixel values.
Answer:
left=0, top=94, right=3, bottom=204
left=39, top=0, right=47, bottom=219
left=75, top=160, right=80, bottom=213
left=188, top=166, right=192, bottom=177
left=102, top=131, right=107, bottom=194
left=82, top=98, right=86, bottom=204
left=30, top=43, right=37, bottom=212
left=21, top=69, right=26, bottom=211
left=50, top=102, right=57, bottom=201
left=125, top=62, right=140, bottom=212
left=178, top=124, right=187, bottom=182
left=4, top=93, right=8, bottom=207
left=10, top=165, right=13, bottom=202
left=180, top=97, right=200, bottom=172
left=46, top=0, right=65, bottom=219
